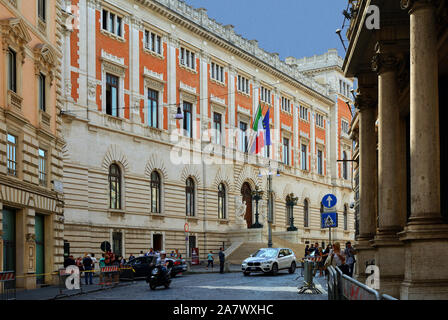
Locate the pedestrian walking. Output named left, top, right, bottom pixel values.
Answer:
left=218, top=248, right=225, bottom=274
left=206, top=251, right=214, bottom=270
left=324, top=242, right=350, bottom=275
left=316, top=247, right=325, bottom=277
left=82, top=253, right=94, bottom=285
left=344, top=241, right=357, bottom=277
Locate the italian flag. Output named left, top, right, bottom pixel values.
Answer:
left=250, top=103, right=265, bottom=154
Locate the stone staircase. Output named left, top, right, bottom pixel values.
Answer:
left=272, top=235, right=306, bottom=258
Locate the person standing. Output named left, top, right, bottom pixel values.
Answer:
left=82, top=253, right=94, bottom=285
left=344, top=241, right=357, bottom=277
left=206, top=251, right=214, bottom=270
left=218, top=248, right=225, bottom=274
left=304, top=245, right=310, bottom=257
left=129, top=253, right=135, bottom=261
left=99, top=253, right=106, bottom=285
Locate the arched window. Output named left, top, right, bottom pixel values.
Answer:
left=344, top=204, right=348, bottom=230
left=343, top=151, right=348, bottom=180
left=218, top=183, right=226, bottom=219
left=304, top=199, right=309, bottom=227
left=109, top=164, right=121, bottom=209
left=151, top=171, right=161, bottom=213
left=186, top=178, right=195, bottom=216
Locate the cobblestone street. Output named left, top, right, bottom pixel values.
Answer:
left=61, top=270, right=328, bottom=300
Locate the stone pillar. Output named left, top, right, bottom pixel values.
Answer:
left=399, top=0, right=448, bottom=299
left=370, top=44, right=407, bottom=298
left=353, top=76, right=378, bottom=284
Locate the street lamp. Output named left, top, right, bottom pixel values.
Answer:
left=286, top=193, right=298, bottom=232
left=250, top=186, right=264, bottom=229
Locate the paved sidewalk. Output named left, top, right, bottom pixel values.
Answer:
left=12, top=276, right=132, bottom=300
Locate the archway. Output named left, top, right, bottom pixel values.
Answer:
left=241, top=182, right=253, bottom=229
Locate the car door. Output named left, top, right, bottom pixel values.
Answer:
left=131, top=257, right=146, bottom=277
left=277, top=249, right=287, bottom=269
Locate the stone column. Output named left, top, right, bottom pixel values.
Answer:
left=353, top=74, right=378, bottom=284
left=370, top=43, right=407, bottom=298
left=399, top=0, right=448, bottom=299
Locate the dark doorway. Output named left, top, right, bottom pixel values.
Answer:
left=35, top=214, right=45, bottom=285
left=440, top=76, right=448, bottom=222
left=2, top=208, right=16, bottom=272
left=241, top=182, right=253, bottom=229
left=112, top=232, right=123, bottom=257
left=188, top=235, right=196, bottom=258
left=153, top=234, right=163, bottom=252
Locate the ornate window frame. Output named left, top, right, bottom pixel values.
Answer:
left=179, top=83, right=198, bottom=139
left=1, top=18, right=31, bottom=111
left=143, top=67, right=165, bottom=129
left=100, top=50, right=127, bottom=118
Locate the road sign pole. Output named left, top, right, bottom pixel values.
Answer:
left=329, top=227, right=331, bottom=245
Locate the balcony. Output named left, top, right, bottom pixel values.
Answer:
left=7, top=90, right=22, bottom=111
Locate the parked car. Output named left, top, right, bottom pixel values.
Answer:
left=241, top=248, right=297, bottom=276
left=120, top=256, right=156, bottom=280
left=166, top=257, right=187, bottom=277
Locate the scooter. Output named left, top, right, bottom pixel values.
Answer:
left=146, top=260, right=173, bottom=290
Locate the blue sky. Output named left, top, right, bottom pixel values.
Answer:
left=184, top=0, right=349, bottom=61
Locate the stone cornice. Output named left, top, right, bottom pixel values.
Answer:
left=134, top=0, right=333, bottom=106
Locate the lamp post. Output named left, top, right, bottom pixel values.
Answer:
left=250, top=186, right=264, bottom=229
left=286, top=193, right=298, bottom=231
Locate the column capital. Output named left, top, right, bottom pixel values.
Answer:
left=371, top=42, right=406, bottom=74
left=400, top=0, right=439, bottom=13
left=354, top=90, right=377, bottom=111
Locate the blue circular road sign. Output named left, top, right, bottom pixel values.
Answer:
left=322, top=194, right=337, bottom=209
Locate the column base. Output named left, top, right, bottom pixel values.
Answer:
left=353, top=236, right=376, bottom=284
left=370, top=229, right=405, bottom=298
left=398, top=221, right=448, bottom=299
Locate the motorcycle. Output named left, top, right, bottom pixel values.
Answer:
left=146, top=260, right=173, bottom=290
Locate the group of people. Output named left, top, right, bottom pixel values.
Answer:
left=63, top=251, right=126, bottom=285
left=206, top=248, right=226, bottom=273
left=304, top=241, right=356, bottom=277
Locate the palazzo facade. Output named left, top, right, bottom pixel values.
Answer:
left=0, top=0, right=64, bottom=289
left=61, top=0, right=355, bottom=262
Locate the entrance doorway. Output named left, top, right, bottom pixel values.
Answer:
left=153, top=234, right=163, bottom=252
left=241, top=182, right=253, bottom=229
left=35, top=214, right=45, bottom=284
left=2, top=208, right=16, bottom=273
left=112, top=232, right=123, bottom=257
left=188, top=235, right=196, bottom=258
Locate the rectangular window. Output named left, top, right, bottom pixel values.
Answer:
left=102, top=9, right=122, bottom=37
left=180, top=47, right=195, bottom=70
left=144, top=30, right=161, bottom=55
left=260, top=86, right=271, bottom=104
left=147, top=88, right=158, bottom=128
left=316, top=113, right=324, bottom=128
left=237, top=75, right=249, bottom=94
left=317, top=149, right=323, bottom=175
left=106, top=73, right=119, bottom=117
left=38, top=148, right=47, bottom=186
left=38, top=0, right=46, bottom=21
left=7, top=134, right=17, bottom=177
left=283, top=138, right=290, bottom=165
left=211, top=62, right=224, bottom=83
left=301, top=144, right=307, bottom=171
left=213, top=113, right=222, bottom=145
left=299, top=105, right=308, bottom=121
left=39, top=73, right=46, bottom=112
left=239, top=122, right=248, bottom=152
left=281, top=97, right=291, bottom=113
left=341, top=119, right=349, bottom=134
left=7, top=48, right=17, bottom=93
left=183, top=102, right=193, bottom=138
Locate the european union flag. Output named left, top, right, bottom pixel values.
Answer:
left=263, top=109, right=271, bottom=146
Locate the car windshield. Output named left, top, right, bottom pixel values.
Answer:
left=252, top=249, right=278, bottom=259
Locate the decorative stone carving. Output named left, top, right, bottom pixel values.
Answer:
left=88, top=80, right=97, bottom=101
left=0, top=18, right=32, bottom=64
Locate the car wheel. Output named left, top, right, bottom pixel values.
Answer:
left=243, top=272, right=250, bottom=276
left=289, top=262, right=296, bottom=274
left=271, top=263, right=278, bottom=276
